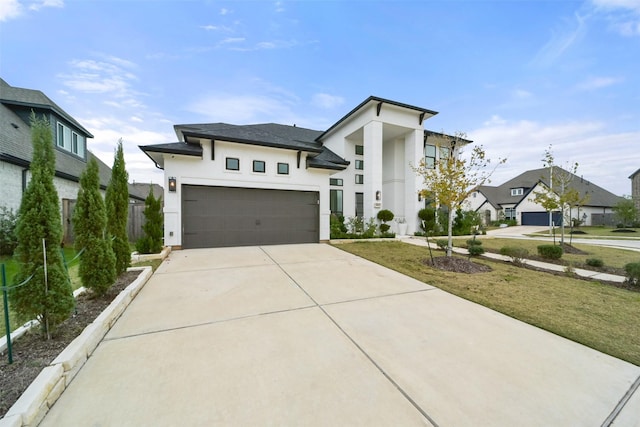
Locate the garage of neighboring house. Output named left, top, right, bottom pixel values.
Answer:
left=521, top=211, right=562, bottom=226
left=181, top=185, right=319, bottom=249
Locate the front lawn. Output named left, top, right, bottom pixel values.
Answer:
left=333, top=241, right=640, bottom=366
left=464, top=237, right=640, bottom=270
left=531, top=226, right=640, bottom=238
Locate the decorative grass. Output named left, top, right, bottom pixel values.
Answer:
left=333, top=241, right=640, bottom=366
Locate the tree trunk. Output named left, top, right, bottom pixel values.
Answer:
left=447, top=208, right=454, bottom=257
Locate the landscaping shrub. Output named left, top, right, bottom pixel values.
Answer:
left=468, top=245, right=485, bottom=257
left=436, top=239, right=448, bottom=250
left=0, top=206, right=18, bottom=256
left=418, top=208, right=437, bottom=233
left=586, top=258, right=604, bottom=268
left=136, top=189, right=163, bottom=254
left=499, top=246, right=529, bottom=265
left=377, top=209, right=394, bottom=235
left=466, top=238, right=482, bottom=247
left=537, top=244, right=563, bottom=260
left=380, top=223, right=391, bottom=233
left=624, top=262, right=640, bottom=286
left=330, top=214, right=347, bottom=238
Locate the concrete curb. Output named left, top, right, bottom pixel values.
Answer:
left=0, top=266, right=153, bottom=427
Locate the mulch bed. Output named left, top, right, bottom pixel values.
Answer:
left=423, top=256, right=493, bottom=273
left=0, top=270, right=140, bottom=417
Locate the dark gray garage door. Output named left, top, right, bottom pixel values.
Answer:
left=521, top=211, right=562, bottom=226
left=182, top=185, right=319, bottom=249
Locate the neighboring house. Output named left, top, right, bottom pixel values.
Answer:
left=466, top=167, right=622, bottom=226
left=630, top=168, right=640, bottom=214
left=0, top=78, right=147, bottom=243
left=140, top=96, right=464, bottom=249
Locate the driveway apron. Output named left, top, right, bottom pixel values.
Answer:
left=40, top=244, right=640, bottom=426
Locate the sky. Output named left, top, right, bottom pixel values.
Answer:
left=1, top=0, right=639, bottom=196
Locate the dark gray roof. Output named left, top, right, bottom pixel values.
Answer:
left=129, top=182, right=163, bottom=200
left=0, top=79, right=143, bottom=197
left=629, top=168, right=640, bottom=179
left=0, top=78, right=93, bottom=137
left=316, top=96, right=438, bottom=141
left=142, top=122, right=349, bottom=171
left=477, top=167, right=622, bottom=209
left=139, top=141, right=203, bottom=169
left=176, top=122, right=324, bottom=153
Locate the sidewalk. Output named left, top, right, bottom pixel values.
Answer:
left=400, top=236, right=627, bottom=284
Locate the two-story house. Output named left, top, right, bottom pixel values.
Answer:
left=140, top=96, right=463, bottom=249
left=0, top=78, right=147, bottom=243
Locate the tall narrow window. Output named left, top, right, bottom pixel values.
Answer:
left=425, top=144, right=436, bottom=169
left=355, top=174, right=364, bottom=184
left=72, top=132, right=79, bottom=154
left=226, top=157, right=240, bottom=171
left=355, top=145, right=364, bottom=155
left=330, top=189, right=343, bottom=216
left=355, top=160, right=364, bottom=170
left=355, top=193, right=364, bottom=218
left=57, top=123, right=65, bottom=147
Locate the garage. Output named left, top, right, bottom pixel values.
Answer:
left=521, top=211, right=562, bottom=226
left=182, top=185, right=319, bottom=249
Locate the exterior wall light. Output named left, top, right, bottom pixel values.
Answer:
left=168, top=177, right=177, bottom=192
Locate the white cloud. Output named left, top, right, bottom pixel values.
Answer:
left=591, top=0, right=640, bottom=12
left=469, top=117, right=638, bottom=195
left=576, top=76, right=622, bottom=90
left=311, top=93, right=345, bottom=109
left=531, top=12, right=589, bottom=67
left=274, top=1, right=285, bottom=13
left=512, top=89, right=533, bottom=99
left=28, top=0, right=62, bottom=11
left=220, top=8, right=230, bottom=15
left=0, top=0, right=22, bottom=21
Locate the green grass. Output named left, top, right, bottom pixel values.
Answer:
left=459, top=237, right=640, bottom=270
left=333, top=241, right=640, bottom=366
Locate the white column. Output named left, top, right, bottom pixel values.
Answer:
left=404, top=129, right=423, bottom=234
left=363, top=121, right=383, bottom=221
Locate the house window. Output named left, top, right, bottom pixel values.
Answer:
left=277, top=162, right=289, bottom=175
left=425, top=144, right=436, bottom=169
left=72, top=132, right=79, bottom=154
left=330, top=189, right=343, bottom=216
left=355, top=193, right=364, bottom=218
left=355, top=145, right=364, bottom=155
left=57, top=123, right=64, bottom=147
left=355, top=160, right=364, bottom=170
left=330, top=178, right=343, bottom=186
left=440, top=146, right=450, bottom=159
left=505, top=208, right=516, bottom=220
left=253, top=160, right=265, bottom=173
left=511, top=188, right=524, bottom=196
left=355, top=174, right=364, bottom=184
left=226, top=157, right=240, bottom=171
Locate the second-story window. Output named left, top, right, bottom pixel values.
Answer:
left=425, top=144, right=436, bottom=169
left=355, top=145, right=364, bottom=155
left=355, top=160, right=364, bottom=170
left=277, top=162, right=289, bottom=175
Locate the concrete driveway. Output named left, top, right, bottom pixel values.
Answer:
left=40, top=244, right=640, bottom=426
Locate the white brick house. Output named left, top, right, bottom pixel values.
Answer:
left=140, top=96, right=462, bottom=249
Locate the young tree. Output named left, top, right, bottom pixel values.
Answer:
left=73, top=157, right=116, bottom=296
left=613, top=196, right=639, bottom=227
left=533, top=146, right=588, bottom=246
left=105, top=140, right=131, bottom=275
left=413, top=132, right=505, bottom=256
left=11, top=114, right=75, bottom=338
left=136, top=188, right=163, bottom=254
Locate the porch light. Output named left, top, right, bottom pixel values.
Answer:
left=168, top=177, right=177, bottom=192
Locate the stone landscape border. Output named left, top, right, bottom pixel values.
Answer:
left=0, top=265, right=153, bottom=427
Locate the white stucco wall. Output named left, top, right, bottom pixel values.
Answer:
left=161, top=140, right=333, bottom=247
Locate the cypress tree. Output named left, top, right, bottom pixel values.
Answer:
left=105, top=139, right=130, bottom=275
left=73, top=157, right=116, bottom=296
left=11, top=113, right=75, bottom=337
left=136, top=189, right=163, bottom=254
